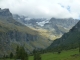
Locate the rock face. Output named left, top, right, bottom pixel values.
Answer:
left=0, top=30, right=50, bottom=55
left=0, top=8, right=12, bottom=17
left=43, top=18, right=79, bottom=36
left=0, top=8, right=51, bottom=56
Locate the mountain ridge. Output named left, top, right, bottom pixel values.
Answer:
left=13, top=14, right=79, bottom=40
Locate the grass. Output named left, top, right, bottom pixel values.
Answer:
left=0, top=48, right=80, bottom=60
left=0, top=59, right=14, bottom=60
left=29, top=48, right=80, bottom=60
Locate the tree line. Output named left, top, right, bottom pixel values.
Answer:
left=3, top=46, right=42, bottom=60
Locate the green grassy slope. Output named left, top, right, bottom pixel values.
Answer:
left=29, top=48, right=80, bottom=60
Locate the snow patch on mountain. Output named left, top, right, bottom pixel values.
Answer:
left=36, top=20, right=49, bottom=26
left=25, top=18, right=31, bottom=20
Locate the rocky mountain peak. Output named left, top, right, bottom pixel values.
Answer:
left=0, top=8, right=12, bottom=18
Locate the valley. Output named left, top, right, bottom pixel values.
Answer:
left=0, top=7, right=80, bottom=60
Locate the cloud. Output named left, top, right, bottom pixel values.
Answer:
left=0, top=0, right=80, bottom=19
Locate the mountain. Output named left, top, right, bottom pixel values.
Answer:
left=0, top=8, right=79, bottom=57
left=0, top=8, right=52, bottom=56
left=13, top=14, right=79, bottom=40
left=13, top=14, right=49, bottom=27
left=48, top=20, right=80, bottom=51
left=0, top=8, right=12, bottom=18
left=43, top=18, right=79, bottom=36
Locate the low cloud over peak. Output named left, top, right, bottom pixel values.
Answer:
left=0, top=0, right=80, bottom=19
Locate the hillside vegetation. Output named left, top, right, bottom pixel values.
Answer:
left=0, top=48, right=80, bottom=60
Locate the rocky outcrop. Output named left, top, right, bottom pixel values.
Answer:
left=0, top=8, right=12, bottom=18
left=43, top=18, right=79, bottom=36
left=0, top=30, right=50, bottom=56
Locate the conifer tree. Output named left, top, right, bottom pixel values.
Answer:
left=10, top=52, right=13, bottom=59
left=78, top=36, right=80, bottom=54
left=16, top=45, right=20, bottom=59
left=33, top=50, right=41, bottom=60
left=15, top=46, right=28, bottom=60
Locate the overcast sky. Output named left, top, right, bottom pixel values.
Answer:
left=0, top=0, right=80, bottom=19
